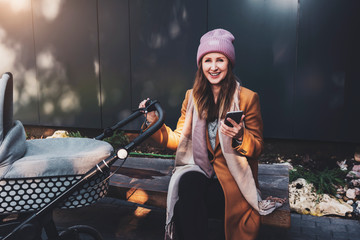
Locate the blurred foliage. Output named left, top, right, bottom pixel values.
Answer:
left=290, top=166, right=348, bottom=195
left=103, top=130, right=129, bottom=149
left=68, top=129, right=129, bottom=149
left=68, top=131, right=84, bottom=138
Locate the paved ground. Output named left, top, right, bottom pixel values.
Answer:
left=52, top=197, right=360, bottom=240
left=258, top=211, right=360, bottom=240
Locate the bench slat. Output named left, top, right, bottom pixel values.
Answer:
left=108, top=157, right=290, bottom=228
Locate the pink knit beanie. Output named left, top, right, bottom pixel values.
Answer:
left=196, top=28, right=235, bottom=67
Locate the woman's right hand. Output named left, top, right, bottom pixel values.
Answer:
left=139, top=98, right=158, bottom=124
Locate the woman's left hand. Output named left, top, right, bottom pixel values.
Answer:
left=220, top=114, right=245, bottom=141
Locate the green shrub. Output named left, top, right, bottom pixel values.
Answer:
left=103, top=130, right=129, bottom=149
left=68, top=131, right=84, bottom=138
left=67, top=129, right=129, bottom=149
left=290, top=166, right=348, bottom=195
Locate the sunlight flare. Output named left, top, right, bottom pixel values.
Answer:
left=40, top=0, right=63, bottom=21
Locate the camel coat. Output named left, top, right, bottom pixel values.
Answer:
left=151, top=86, right=264, bottom=240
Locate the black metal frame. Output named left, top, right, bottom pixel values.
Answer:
left=0, top=100, right=165, bottom=240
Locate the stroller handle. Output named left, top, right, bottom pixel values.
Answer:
left=90, top=100, right=165, bottom=174
left=124, top=100, right=164, bottom=152
left=95, top=99, right=164, bottom=152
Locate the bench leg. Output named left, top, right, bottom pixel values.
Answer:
left=43, top=212, right=61, bottom=240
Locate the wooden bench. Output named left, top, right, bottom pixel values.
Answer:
left=107, top=157, right=290, bottom=229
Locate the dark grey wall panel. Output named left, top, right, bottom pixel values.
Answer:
left=32, top=0, right=101, bottom=128
left=98, top=0, right=131, bottom=128
left=0, top=0, right=39, bottom=124
left=295, top=0, right=360, bottom=142
left=1, top=0, right=359, bottom=142
left=129, top=0, right=207, bottom=129
left=208, top=0, right=298, bottom=139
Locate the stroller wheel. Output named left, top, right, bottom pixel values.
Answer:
left=59, top=225, right=103, bottom=240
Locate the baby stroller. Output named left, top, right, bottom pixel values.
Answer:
left=0, top=72, right=164, bottom=240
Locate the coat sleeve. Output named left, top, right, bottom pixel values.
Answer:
left=149, top=90, right=190, bottom=151
left=232, top=91, right=264, bottom=159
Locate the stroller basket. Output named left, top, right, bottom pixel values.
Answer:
left=0, top=168, right=109, bottom=214
left=0, top=72, right=164, bottom=240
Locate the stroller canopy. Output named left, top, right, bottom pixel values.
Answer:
left=0, top=73, right=27, bottom=177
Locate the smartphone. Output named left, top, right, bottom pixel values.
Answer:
left=224, top=111, right=243, bottom=127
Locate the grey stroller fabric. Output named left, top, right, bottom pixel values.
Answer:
left=0, top=120, right=26, bottom=178
left=4, top=138, right=113, bottom=179
left=0, top=73, right=27, bottom=178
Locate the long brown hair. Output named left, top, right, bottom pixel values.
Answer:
left=192, top=61, right=237, bottom=122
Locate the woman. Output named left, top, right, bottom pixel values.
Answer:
left=139, top=29, right=282, bottom=240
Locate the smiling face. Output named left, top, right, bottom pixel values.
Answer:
left=201, top=52, right=229, bottom=87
